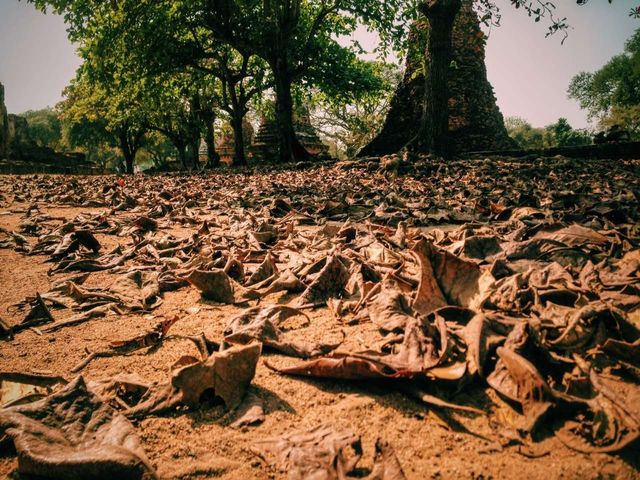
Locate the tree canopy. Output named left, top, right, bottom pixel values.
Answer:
left=569, top=28, right=640, bottom=138
left=19, top=108, right=62, bottom=150
left=31, top=0, right=409, bottom=164
left=26, top=0, right=637, bottom=167
left=505, top=116, right=592, bottom=150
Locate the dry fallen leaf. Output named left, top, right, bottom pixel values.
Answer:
left=128, top=342, right=261, bottom=416
left=0, top=377, right=156, bottom=479
left=253, top=424, right=406, bottom=480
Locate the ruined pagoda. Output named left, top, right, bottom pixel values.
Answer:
left=360, top=0, right=516, bottom=157
left=216, top=119, right=255, bottom=165
left=251, top=111, right=330, bottom=163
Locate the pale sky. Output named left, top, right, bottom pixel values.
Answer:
left=0, top=0, right=637, bottom=129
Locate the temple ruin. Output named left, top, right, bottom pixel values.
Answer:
left=216, top=119, right=255, bottom=165
left=0, top=83, right=98, bottom=173
left=251, top=112, right=330, bottom=163
left=360, top=1, right=516, bottom=157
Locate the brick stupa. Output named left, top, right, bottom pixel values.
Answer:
left=251, top=112, right=330, bottom=162
left=360, top=0, right=516, bottom=156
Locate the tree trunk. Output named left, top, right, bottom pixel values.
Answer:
left=273, top=59, right=310, bottom=163
left=176, top=144, right=188, bottom=171
left=118, top=131, right=136, bottom=174
left=124, top=152, right=135, bottom=174
left=231, top=111, right=247, bottom=166
left=409, top=0, right=461, bottom=158
left=204, top=120, right=220, bottom=168
left=190, top=136, right=201, bottom=170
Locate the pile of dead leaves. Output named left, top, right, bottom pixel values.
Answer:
left=0, top=156, right=639, bottom=478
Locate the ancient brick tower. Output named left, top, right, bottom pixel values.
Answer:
left=360, top=1, right=516, bottom=157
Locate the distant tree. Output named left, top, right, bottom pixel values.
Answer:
left=86, top=3, right=266, bottom=167
left=20, top=108, right=62, bottom=150
left=141, top=132, right=176, bottom=170
left=544, top=118, right=592, bottom=147
left=59, top=70, right=147, bottom=174
left=505, top=117, right=591, bottom=149
left=311, top=61, right=401, bottom=158
left=144, top=74, right=203, bottom=171
left=568, top=28, right=640, bottom=138
left=60, top=114, right=114, bottom=165
left=504, top=116, right=544, bottom=150
left=600, top=105, right=640, bottom=139
left=202, top=47, right=268, bottom=166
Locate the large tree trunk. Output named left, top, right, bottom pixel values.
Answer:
left=118, top=130, right=136, bottom=174
left=272, top=59, right=310, bottom=163
left=231, top=111, right=247, bottom=166
left=204, top=120, right=220, bottom=168
left=123, top=151, right=135, bottom=175
left=176, top=144, right=188, bottom=171
left=409, top=0, right=461, bottom=157
left=190, top=135, right=201, bottom=170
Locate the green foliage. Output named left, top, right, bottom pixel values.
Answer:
left=135, top=132, right=176, bottom=170
left=506, top=117, right=592, bottom=149
left=57, top=67, right=148, bottom=172
left=19, top=108, right=63, bottom=150
left=600, top=105, right=640, bottom=139
left=568, top=28, right=640, bottom=134
left=544, top=118, right=591, bottom=147
left=505, top=116, right=545, bottom=150
left=311, top=61, right=401, bottom=158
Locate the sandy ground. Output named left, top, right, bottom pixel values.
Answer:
left=0, top=169, right=639, bottom=480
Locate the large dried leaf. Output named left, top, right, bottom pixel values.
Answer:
left=0, top=377, right=155, bottom=479
left=533, top=224, right=609, bottom=247
left=0, top=372, right=67, bottom=408
left=229, top=391, right=265, bottom=429
left=368, top=284, right=415, bottom=333
left=109, top=270, right=162, bottom=310
left=268, top=353, right=410, bottom=380
left=557, top=361, right=640, bottom=453
left=412, top=239, right=482, bottom=310
left=246, top=253, right=278, bottom=286
left=296, top=255, right=350, bottom=307
left=183, top=269, right=235, bottom=303
left=224, top=305, right=339, bottom=358
left=411, top=240, right=447, bottom=315
left=253, top=425, right=405, bottom=480
left=494, top=347, right=556, bottom=433
left=128, top=342, right=261, bottom=416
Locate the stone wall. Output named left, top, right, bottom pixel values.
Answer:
left=360, top=0, right=516, bottom=157
left=8, top=114, right=34, bottom=153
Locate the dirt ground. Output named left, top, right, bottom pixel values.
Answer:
left=1, top=158, right=639, bottom=479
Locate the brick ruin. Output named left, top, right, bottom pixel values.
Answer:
left=251, top=112, right=330, bottom=163
left=360, top=0, right=516, bottom=157
left=0, top=82, right=97, bottom=173
left=215, top=119, right=255, bottom=165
